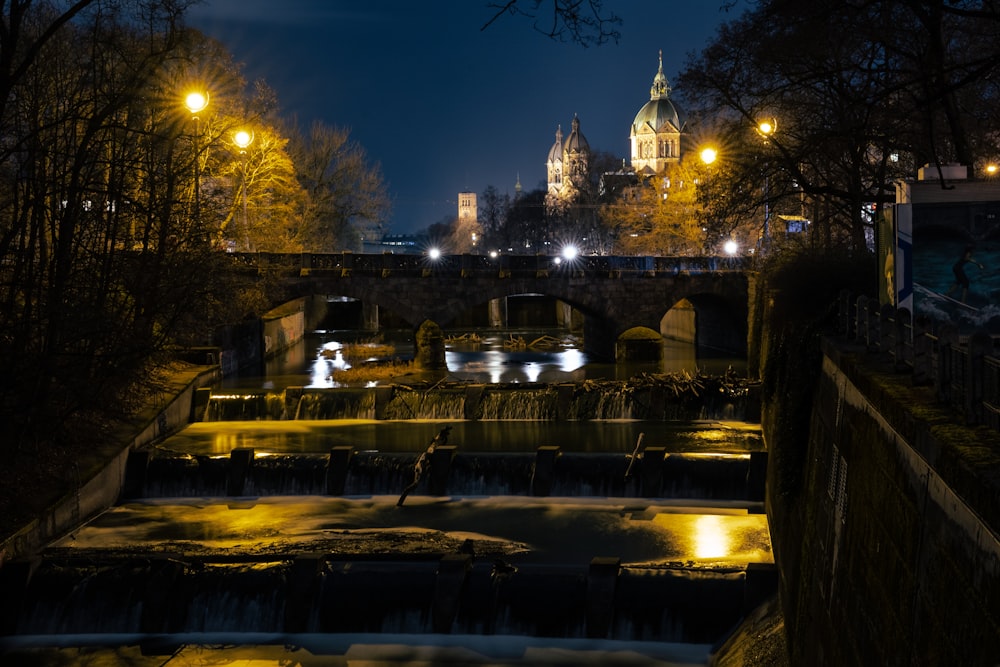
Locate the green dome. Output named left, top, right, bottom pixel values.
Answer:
left=632, top=97, right=682, bottom=134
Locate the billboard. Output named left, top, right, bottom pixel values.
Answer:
left=897, top=176, right=1000, bottom=333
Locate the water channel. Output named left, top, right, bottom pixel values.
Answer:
left=0, top=323, right=773, bottom=666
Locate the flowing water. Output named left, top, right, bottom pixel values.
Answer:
left=0, top=327, right=771, bottom=666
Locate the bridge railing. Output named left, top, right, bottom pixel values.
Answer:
left=228, top=252, right=750, bottom=277
left=835, top=290, right=1000, bottom=428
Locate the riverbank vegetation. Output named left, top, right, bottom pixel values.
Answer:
left=0, top=1, right=390, bottom=458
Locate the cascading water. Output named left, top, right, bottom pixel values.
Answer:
left=197, top=377, right=758, bottom=422
left=476, top=386, right=560, bottom=419
left=2, top=356, right=772, bottom=664
left=127, top=448, right=763, bottom=500
left=10, top=556, right=754, bottom=642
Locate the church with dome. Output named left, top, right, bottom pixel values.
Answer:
left=543, top=51, right=684, bottom=211
left=630, top=50, right=684, bottom=175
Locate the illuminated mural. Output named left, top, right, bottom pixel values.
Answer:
left=886, top=165, right=1000, bottom=333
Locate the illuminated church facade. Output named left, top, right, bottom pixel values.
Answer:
left=544, top=51, right=684, bottom=211
left=545, top=114, right=591, bottom=211
left=630, top=51, right=684, bottom=175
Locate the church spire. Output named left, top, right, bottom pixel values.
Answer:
left=650, top=49, right=671, bottom=100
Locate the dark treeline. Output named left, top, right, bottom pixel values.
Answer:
left=0, top=0, right=390, bottom=453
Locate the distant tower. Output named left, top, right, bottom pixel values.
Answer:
left=630, top=50, right=684, bottom=175
left=515, top=173, right=522, bottom=199
left=458, top=192, right=477, bottom=223
left=456, top=191, right=480, bottom=251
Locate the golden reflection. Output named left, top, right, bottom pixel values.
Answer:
left=692, top=514, right=730, bottom=559
left=213, top=432, right=245, bottom=451
left=651, top=510, right=773, bottom=563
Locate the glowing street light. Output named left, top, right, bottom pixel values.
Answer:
left=724, top=239, right=739, bottom=256
left=234, top=129, right=253, bottom=150
left=561, top=244, right=579, bottom=261
left=700, top=147, right=718, bottom=165
left=428, top=247, right=441, bottom=260
left=987, top=164, right=998, bottom=177
left=185, top=91, right=208, bottom=116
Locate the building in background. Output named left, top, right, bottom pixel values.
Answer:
left=545, top=115, right=590, bottom=213
left=454, top=191, right=481, bottom=252
left=630, top=51, right=684, bottom=176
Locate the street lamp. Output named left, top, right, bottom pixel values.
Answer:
left=185, top=91, right=208, bottom=118
left=700, top=147, right=718, bottom=165
left=184, top=91, right=209, bottom=233
left=756, top=118, right=778, bottom=250
left=233, top=129, right=254, bottom=251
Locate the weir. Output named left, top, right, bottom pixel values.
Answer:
left=124, top=449, right=765, bottom=500
left=6, top=556, right=759, bottom=641
left=1, top=340, right=773, bottom=664
left=199, top=378, right=757, bottom=423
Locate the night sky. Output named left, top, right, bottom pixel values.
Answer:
left=187, top=1, right=742, bottom=234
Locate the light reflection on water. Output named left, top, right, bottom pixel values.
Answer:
left=55, top=496, right=773, bottom=566
left=243, top=328, right=747, bottom=391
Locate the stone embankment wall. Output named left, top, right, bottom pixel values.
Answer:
left=0, top=366, right=219, bottom=562
left=766, top=338, right=1000, bottom=665
left=217, top=295, right=328, bottom=375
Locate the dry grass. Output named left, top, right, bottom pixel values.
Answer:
left=322, top=341, right=397, bottom=362
left=329, top=359, right=414, bottom=384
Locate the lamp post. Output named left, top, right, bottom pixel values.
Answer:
left=185, top=91, right=209, bottom=234
left=756, top=119, right=777, bottom=250
left=699, top=147, right=719, bottom=255
left=233, top=129, right=254, bottom=251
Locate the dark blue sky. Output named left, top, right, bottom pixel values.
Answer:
left=188, top=1, right=742, bottom=234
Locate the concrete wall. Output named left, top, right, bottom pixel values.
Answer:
left=768, top=340, right=1000, bottom=665
left=0, top=366, right=219, bottom=563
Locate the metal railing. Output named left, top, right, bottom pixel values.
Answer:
left=835, top=290, right=1000, bottom=429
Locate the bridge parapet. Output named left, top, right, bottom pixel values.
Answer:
left=230, top=252, right=750, bottom=278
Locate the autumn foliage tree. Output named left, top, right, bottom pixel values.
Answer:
left=601, top=155, right=710, bottom=256
left=0, top=1, right=392, bottom=455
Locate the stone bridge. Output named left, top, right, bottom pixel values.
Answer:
left=235, top=253, right=754, bottom=361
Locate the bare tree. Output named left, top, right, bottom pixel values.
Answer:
left=0, top=2, right=269, bottom=452
left=679, top=0, right=1000, bottom=255
left=482, top=0, right=622, bottom=46
left=287, top=120, right=392, bottom=252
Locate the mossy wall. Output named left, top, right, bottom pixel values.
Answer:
left=764, top=341, right=1000, bottom=665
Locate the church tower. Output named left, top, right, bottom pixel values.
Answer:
left=546, top=115, right=591, bottom=211
left=458, top=192, right=477, bottom=224
left=546, top=125, right=564, bottom=200
left=630, top=51, right=684, bottom=175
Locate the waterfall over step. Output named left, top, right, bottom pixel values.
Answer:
left=5, top=557, right=760, bottom=643
left=125, top=449, right=766, bottom=502
left=200, top=379, right=759, bottom=422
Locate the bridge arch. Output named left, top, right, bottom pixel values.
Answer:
left=261, top=253, right=752, bottom=361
